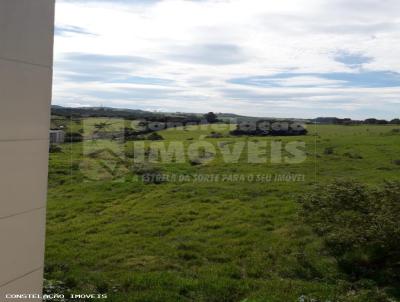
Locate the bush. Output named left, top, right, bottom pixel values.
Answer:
left=123, top=127, right=148, bottom=141
left=206, top=132, right=224, bottom=138
left=147, top=132, right=164, bottom=141
left=343, top=152, right=363, bottom=159
left=43, top=279, right=71, bottom=302
left=189, top=158, right=202, bottom=166
left=324, top=147, right=334, bottom=155
left=300, top=180, right=400, bottom=284
left=65, top=132, right=83, bottom=143
left=132, top=163, right=164, bottom=184
left=49, top=144, right=62, bottom=153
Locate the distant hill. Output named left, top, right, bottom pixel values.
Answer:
left=51, top=105, right=159, bottom=120
left=51, top=106, right=398, bottom=125
left=311, top=117, right=399, bottom=125
left=217, top=113, right=263, bottom=123
left=51, top=105, right=269, bottom=122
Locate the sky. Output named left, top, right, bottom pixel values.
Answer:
left=53, top=0, right=400, bottom=119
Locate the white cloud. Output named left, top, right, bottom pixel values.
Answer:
left=53, top=0, right=400, bottom=118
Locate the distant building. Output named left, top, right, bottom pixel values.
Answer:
left=49, top=130, right=65, bottom=144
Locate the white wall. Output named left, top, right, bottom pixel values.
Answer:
left=0, top=0, right=55, bottom=300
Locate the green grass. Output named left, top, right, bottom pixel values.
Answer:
left=45, top=120, right=400, bottom=301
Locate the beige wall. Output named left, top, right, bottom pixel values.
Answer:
left=0, top=0, right=55, bottom=300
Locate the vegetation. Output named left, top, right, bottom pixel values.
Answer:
left=45, top=118, right=400, bottom=302
left=49, top=144, right=63, bottom=153
left=206, top=131, right=224, bottom=138
left=52, top=105, right=399, bottom=126
left=324, top=147, right=334, bottom=155
left=51, top=105, right=160, bottom=120
left=204, top=112, right=219, bottom=123
left=312, top=117, right=400, bottom=125
left=301, top=181, right=400, bottom=287
left=65, top=131, right=83, bottom=143
left=230, top=121, right=308, bottom=136
left=147, top=132, right=164, bottom=141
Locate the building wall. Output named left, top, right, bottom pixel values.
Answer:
left=0, top=0, right=55, bottom=300
left=50, top=131, right=65, bottom=144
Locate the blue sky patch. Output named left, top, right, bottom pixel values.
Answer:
left=334, top=51, right=373, bottom=68
left=55, top=25, right=96, bottom=36
left=229, top=71, right=400, bottom=88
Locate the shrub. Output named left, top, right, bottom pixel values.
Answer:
left=324, top=147, right=334, bottom=155
left=300, top=180, right=400, bottom=284
left=132, top=163, right=164, bottom=184
left=49, top=144, right=62, bottom=153
left=392, top=159, right=400, bottom=166
left=65, top=132, right=83, bottom=143
left=343, top=152, right=363, bottom=159
left=147, top=132, right=164, bottom=141
left=43, top=279, right=71, bottom=302
left=123, top=127, right=148, bottom=141
left=206, top=131, right=224, bottom=138
left=189, top=158, right=202, bottom=166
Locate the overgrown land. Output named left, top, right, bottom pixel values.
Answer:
left=45, top=108, right=400, bottom=302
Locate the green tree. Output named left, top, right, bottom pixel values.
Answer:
left=204, top=112, right=218, bottom=123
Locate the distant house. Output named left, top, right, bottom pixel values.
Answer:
left=49, top=130, right=65, bottom=144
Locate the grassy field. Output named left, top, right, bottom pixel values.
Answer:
left=45, top=120, right=400, bottom=301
